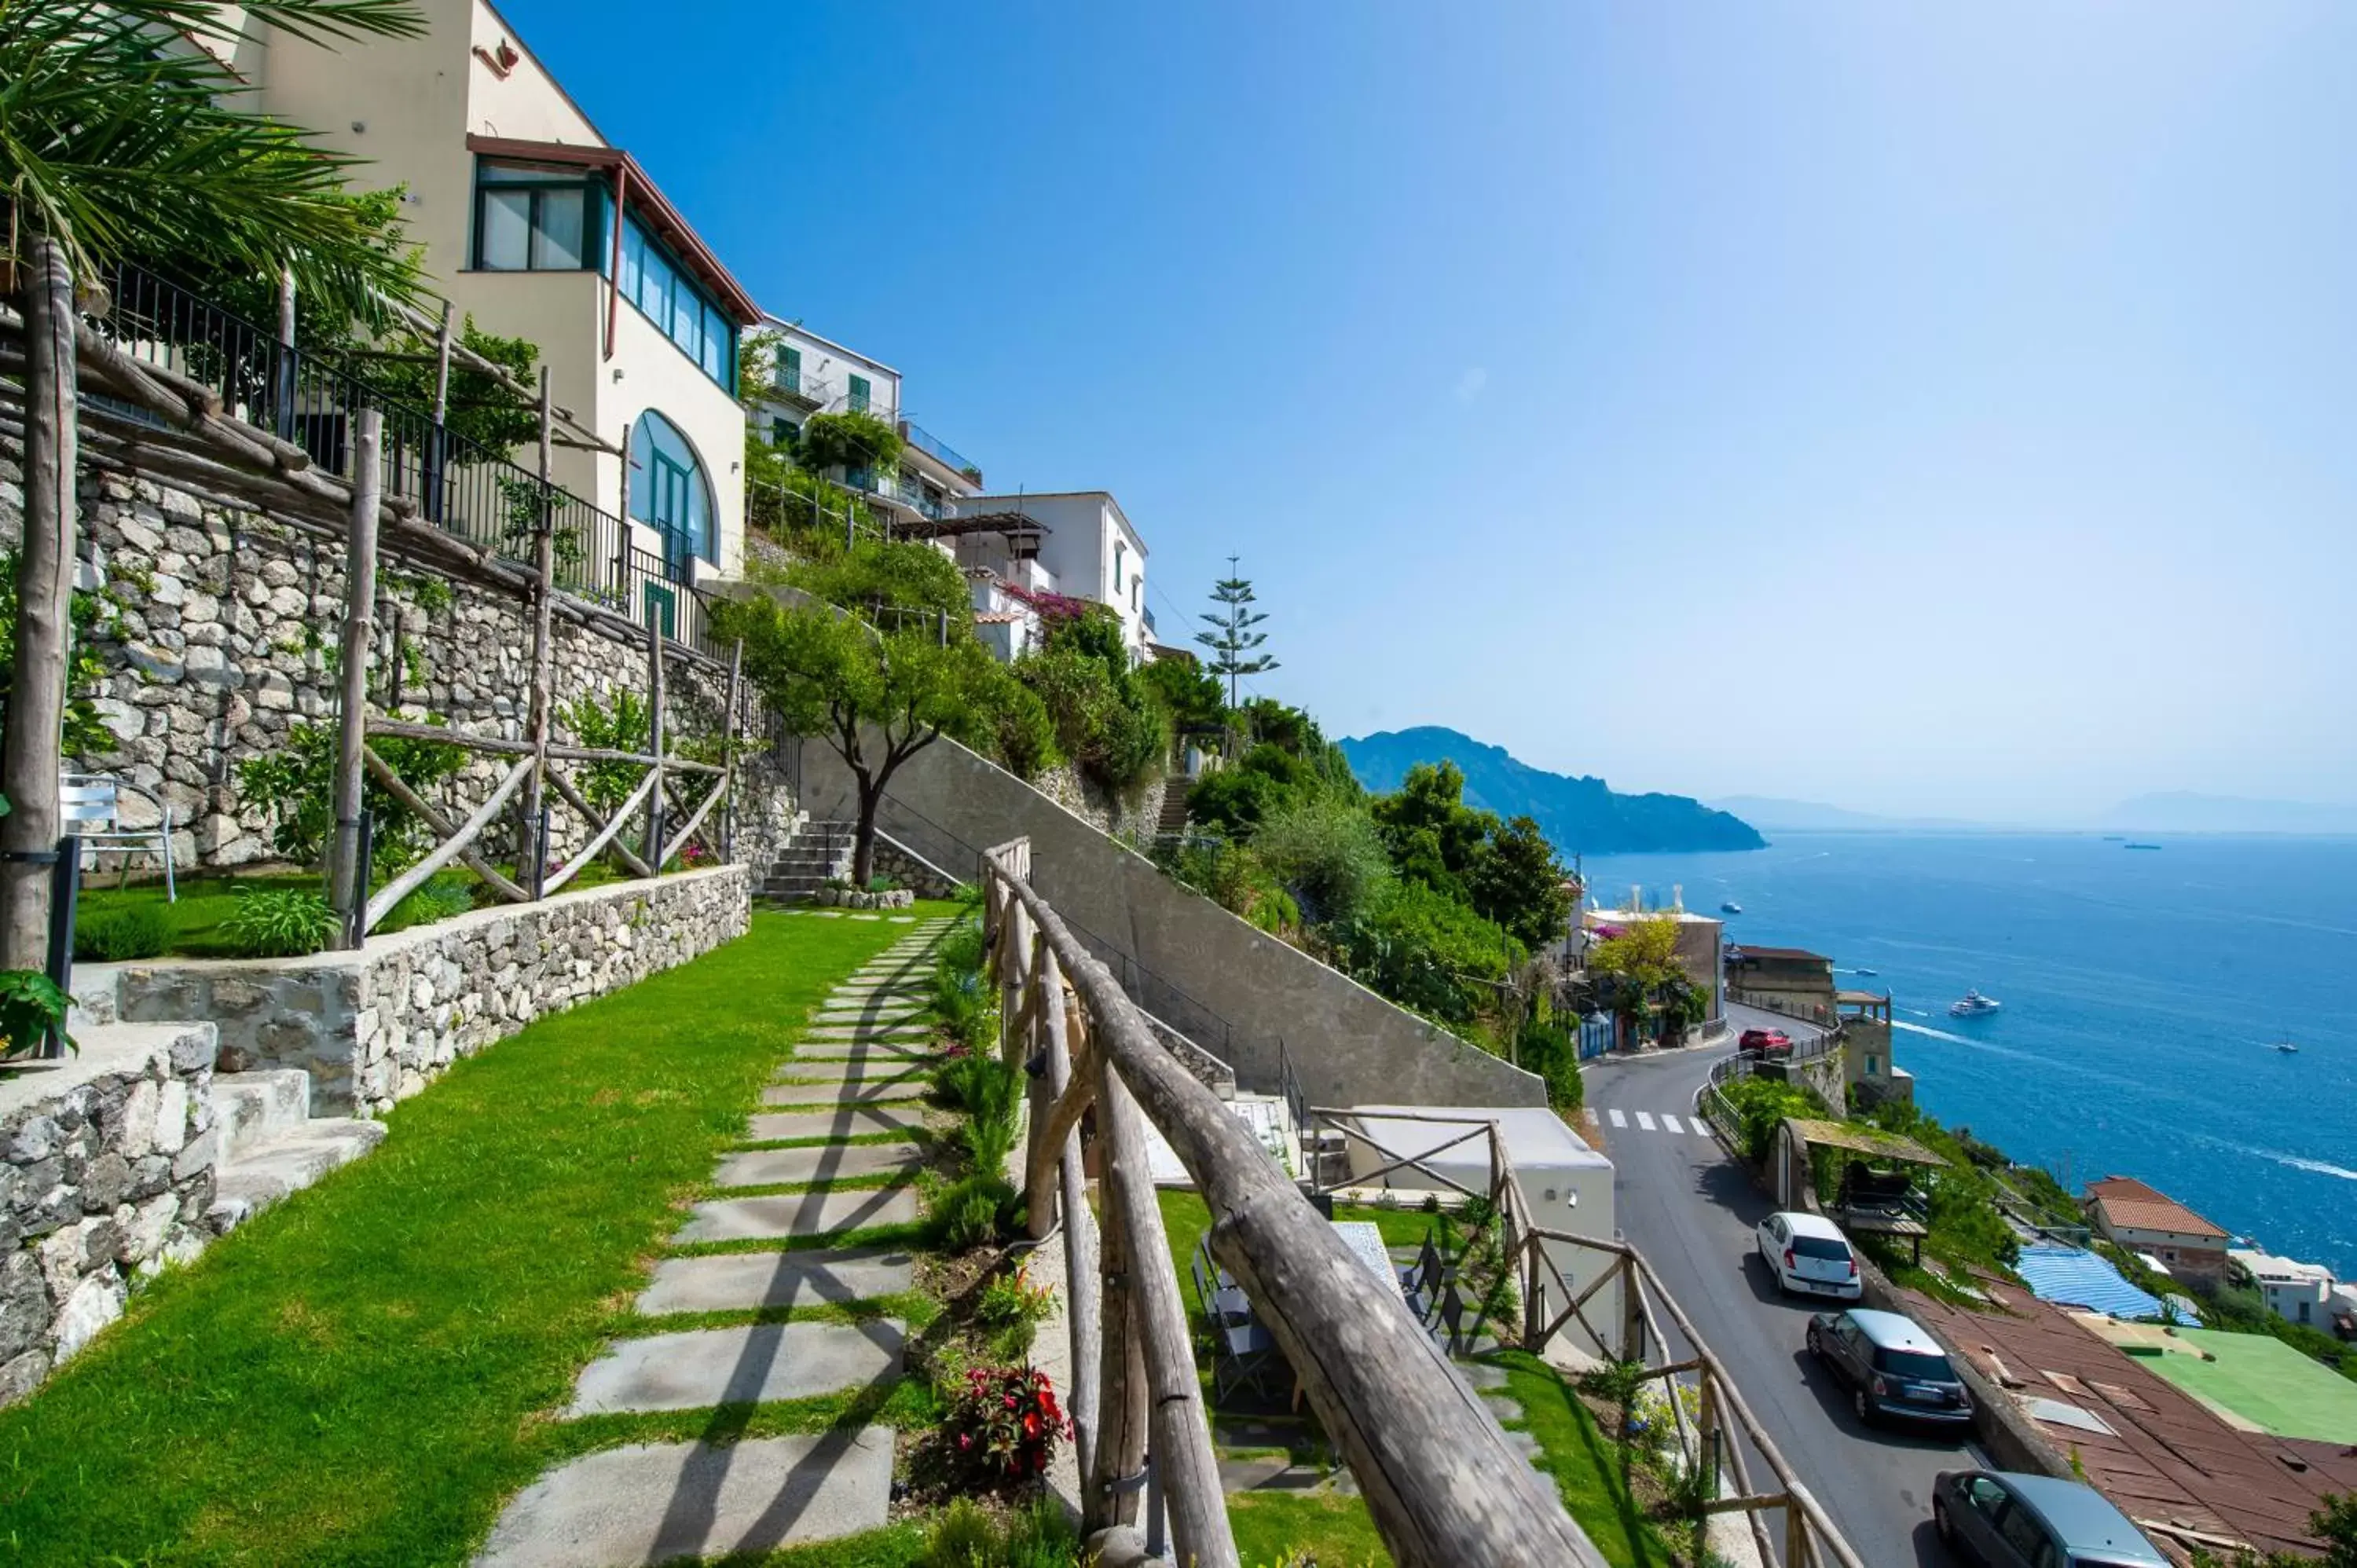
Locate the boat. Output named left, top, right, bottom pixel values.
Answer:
left=1856, top=967, right=1879, bottom=977
left=1720, top=901, right=1742, bottom=914
left=2272, top=1037, right=2300, bottom=1054
left=1950, top=990, right=2001, bottom=1018
left=2124, top=842, right=2162, bottom=851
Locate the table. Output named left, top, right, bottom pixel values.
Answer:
left=1330, top=1220, right=1402, bottom=1297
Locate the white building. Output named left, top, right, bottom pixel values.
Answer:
left=948, top=491, right=1151, bottom=661
left=226, top=0, right=762, bottom=586
left=2229, top=1248, right=2338, bottom=1329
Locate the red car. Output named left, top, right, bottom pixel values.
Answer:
left=1739, top=1028, right=1793, bottom=1057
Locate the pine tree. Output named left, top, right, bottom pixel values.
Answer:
left=1194, top=556, right=1279, bottom=710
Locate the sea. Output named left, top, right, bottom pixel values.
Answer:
left=1581, top=833, right=2357, bottom=1280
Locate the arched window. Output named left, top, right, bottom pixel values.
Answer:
left=627, top=410, right=713, bottom=566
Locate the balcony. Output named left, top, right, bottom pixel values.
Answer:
left=900, top=421, right=982, bottom=485
left=841, top=466, right=944, bottom=522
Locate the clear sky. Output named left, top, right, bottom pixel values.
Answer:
left=499, top=1, right=2357, bottom=822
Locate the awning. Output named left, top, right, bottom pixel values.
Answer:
left=1786, top=1118, right=1946, bottom=1167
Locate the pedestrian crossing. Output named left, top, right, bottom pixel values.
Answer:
left=1604, top=1106, right=1714, bottom=1139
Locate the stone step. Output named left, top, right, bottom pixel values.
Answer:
left=759, top=1079, right=925, bottom=1108
left=712, top=1142, right=922, bottom=1189
left=68, top=967, right=119, bottom=1031
left=637, top=1247, right=916, bottom=1315
left=209, top=1118, right=387, bottom=1229
left=746, top=1105, right=928, bottom=1143
left=213, top=1069, right=312, bottom=1160
left=790, top=1042, right=938, bottom=1066
left=800, top=1022, right=935, bottom=1042
left=775, top=1057, right=932, bottom=1085
left=475, top=1428, right=896, bottom=1567
left=566, top=1321, right=905, bottom=1416
left=675, top=1187, right=920, bottom=1244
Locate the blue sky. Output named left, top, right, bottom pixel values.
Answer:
left=502, top=1, right=2357, bottom=820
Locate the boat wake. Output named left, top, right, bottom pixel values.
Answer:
left=2275, top=1153, right=2357, bottom=1183
left=1893, top=1020, right=1977, bottom=1047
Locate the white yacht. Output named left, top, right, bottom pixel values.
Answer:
left=1949, top=990, right=2001, bottom=1018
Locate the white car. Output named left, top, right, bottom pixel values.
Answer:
left=1756, top=1211, right=1862, bottom=1299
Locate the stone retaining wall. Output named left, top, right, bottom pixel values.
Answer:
left=1, top=1021, right=222, bottom=1407
left=111, top=865, right=748, bottom=1115
left=0, top=441, right=798, bottom=877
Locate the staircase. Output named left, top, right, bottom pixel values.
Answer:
left=1155, top=775, right=1193, bottom=839
left=207, top=1069, right=386, bottom=1230
left=761, top=817, right=856, bottom=903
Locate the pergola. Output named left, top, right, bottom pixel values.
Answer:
left=1786, top=1117, right=1946, bottom=1266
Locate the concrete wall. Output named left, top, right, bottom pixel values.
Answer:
left=112, top=865, right=748, bottom=1115
left=802, top=736, right=1544, bottom=1111
left=2, top=1021, right=223, bottom=1407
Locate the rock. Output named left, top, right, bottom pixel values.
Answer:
left=81, top=1152, right=131, bottom=1212
left=0, top=1350, right=50, bottom=1409
left=51, top=1274, right=125, bottom=1363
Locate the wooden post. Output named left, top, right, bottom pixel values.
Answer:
left=642, top=614, right=665, bottom=869
left=1787, top=1494, right=1809, bottom=1568
left=430, top=299, right=455, bottom=423
left=1098, top=1058, right=1237, bottom=1567
left=0, top=234, right=80, bottom=969
left=1026, top=942, right=1069, bottom=1240
left=1054, top=973, right=1104, bottom=1518
left=1620, top=1256, right=1647, bottom=1364
left=719, top=637, right=742, bottom=863
left=518, top=366, right=556, bottom=891
left=1091, top=1127, right=1147, bottom=1534
left=328, top=410, right=383, bottom=944
left=999, top=898, right=1031, bottom=1071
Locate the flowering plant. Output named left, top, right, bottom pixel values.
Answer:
left=946, top=1365, right=1070, bottom=1482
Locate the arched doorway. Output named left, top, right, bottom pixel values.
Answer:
left=627, top=409, right=713, bottom=572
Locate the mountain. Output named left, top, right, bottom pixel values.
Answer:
left=1339, top=727, right=1765, bottom=855
left=2100, top=792, right=2357, bottom=836
left=1707, top=796, right=1997, bottom=833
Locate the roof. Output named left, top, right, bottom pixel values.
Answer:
left=757, top=314, right=900, bottom=377
left=1996, top=1474, right=2169, bottom=1563
left=955, top=493, right=1147, bottom=553
left=1344, top=1106, right=1610, bottom=1176
left=2086, top=1176, right=2231, bottom=1241
left=462, top=135, right=762, bottom=324
left=1778, top=1211, right=1847, bottom=1240
left=1728, top=945, right=1833, bottom=964
left=2014, top=1244, right=2194, bottom=1323
left=1845, top=1308, right=1944, bottom=1354
left=2229, top=1248, right=2336, bottom=1285
left=1787, top=1118, right=1947, bottom=1167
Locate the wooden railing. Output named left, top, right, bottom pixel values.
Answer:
left=983, top=840, right=1607, bottom=1568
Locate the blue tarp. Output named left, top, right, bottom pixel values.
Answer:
left=2014, top=1244, right=2201, bottom=1324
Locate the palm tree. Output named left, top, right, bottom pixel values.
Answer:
left=1, top=0, right=427, bottom=968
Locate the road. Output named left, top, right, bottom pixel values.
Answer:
left=1584, top=1007, right=1973, bottom=1567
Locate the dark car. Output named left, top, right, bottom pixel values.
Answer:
left=1932, top=1469, right=2168, bottom=1567
left=1805, top=1307, right=1974, bottom=1427
left=1739, top=1028, right=1793, bottom=1057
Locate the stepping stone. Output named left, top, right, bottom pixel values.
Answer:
left=638, top=1247, right=917, bottom=1314
left=803, top=1024, right=933, bottom=1041
left=713, top=1142, right=922, bottom=1188
left=889, top=916, right=915, bottom=922
left=675, top=1187, right=920, bottom=1244
left=794, top=1041, right=937, bottom=1063
left=1457, top=1361, right=1509, bottom=1392
left=775, top=1057, right=929, bottom=1084
left=761, top=1079, right=926, bottom=1108
left=747, top=1105, right=928, bottom=1143
left=814, top=1007, right=929, bottom=1024
left=475, top=1429, right=895, bottom=1567
left=567, top=1321, right=905, bottom=1415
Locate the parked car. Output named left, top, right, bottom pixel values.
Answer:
left=1739, top=1028, right=1793, bottom=1057
left=1755, top=1211, right=1862, bottom=1299
left=1806, top=1307, right=1973, bottom=1427
left=1932, top=1469, right=2168, bottom=1567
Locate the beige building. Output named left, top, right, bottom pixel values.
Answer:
left=219, top=0, right=762, bottom=582
left=1724, top=945, right=1838, bottom=1026
left=1838, top=991, right=1912, bottom=1104
left=2084, top=1176, right=2232, bottom=1281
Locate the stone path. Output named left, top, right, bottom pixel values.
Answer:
left=477, top=921, right=953, bottom=1567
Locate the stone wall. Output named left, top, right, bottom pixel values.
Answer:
left=1032, top=761, right=1170, bottom=845
left=1, top=1021, right=222, bottom=1407
left=111, top=865, right=748, bottom=1116
left=870, top=834, right=964, bottom=899
left=0, top=439, right=798, bottom=877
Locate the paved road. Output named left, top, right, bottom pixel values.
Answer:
left=1585, top=1009, right=1972, bottom=1567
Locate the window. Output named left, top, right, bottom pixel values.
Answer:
left=771, top=417, right=798, bottom=447
left=1114, top=541, right=1126, bottom=599
left=614, top=211, right=737, bottom=391
left=473, top=160, right=606, bottom=271
left=1996, top=1504, right=2052, bottom=1564
left=627, top=410, right=714, bottom=565
left=1963, top=1477, right=2008, bottom=1517
left=1864, top=1054, right=1880, bottom=1076
left=849, top=374, right=871, bottom=413
left=779, top=346, right=801, bottom=395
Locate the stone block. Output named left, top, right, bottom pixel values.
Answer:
left=565, top=1321, right=904, bottom=1416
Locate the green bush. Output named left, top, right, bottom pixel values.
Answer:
left=939, top=1055, right=1023, bottom=1174
left=1517, top=1017, right=1585, bottom=1115
left=929, top=916, right=994, bottom=1050
left=378, top=874, right=474, bottom=935
left=976, top=1261, right=1057, bottom=1362
left=929, top=1173, right=1018, bottom=1251
left=1718, top=1075, right=1821, bottom=1164
left=220, top=888, right=335, bottom=958
left=989, top=679, right=1060, bottom=779
left=234, top=724, right=464, bottom=874
left=1014, top=612, right=1171, bottom=793
left=0, top=969, right=74, bottom=1060
left=74, top=903, right=174, bottom=962
left=1325, top=880, right=1518, bottom=1024
left=921, top=1493, right=1080, bottom=1567
left=1252, top=799, right=1393, bottom=925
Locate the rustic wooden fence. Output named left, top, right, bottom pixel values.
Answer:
left=983, top=837, right=1610, bottom=1568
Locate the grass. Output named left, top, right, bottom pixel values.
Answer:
left=1228, top=1492, right=1391, bottom=1566
left=0, top=902, right=958, bottom=1567
left=1490, top=1350, right=1675, bottom=1568
left=2143, top=1328, right=2357, bottom=1444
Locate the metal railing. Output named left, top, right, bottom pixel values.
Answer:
left=86, top=260, right=709, bottom=654
left=900, top=419, right=981, bottom=482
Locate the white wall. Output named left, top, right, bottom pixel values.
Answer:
left=761, top=321, right=900, bottom=424
left=954, top=493, right=1150, bottom=658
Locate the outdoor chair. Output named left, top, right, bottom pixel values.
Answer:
left=61, top=771, right=175, bottom=899
left=1435, top=1280, right=1469, bottom=1357
left=1214, top=1317, right=1286, bottom=1405
left=1193, top=1241, right=1250, bottom=1324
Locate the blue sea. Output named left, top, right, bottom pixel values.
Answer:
left=1582, top=833, right=2357, bottom=1278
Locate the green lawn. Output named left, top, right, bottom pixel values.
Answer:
left=1491, top=1350, right=1675, bottom=1568
left=1229, top=1492, right=1391, bottom=1566
left=0, top=904, right=953, bottom=1566
left=2146, top=1328, right=2357, bottom=1444
left=77, top=870, right=317, bottom=957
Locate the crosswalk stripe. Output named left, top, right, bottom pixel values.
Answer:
left=1660, top=1113, right=1684, bottom=1134
left=1695, top=1119, right=1715, bottom=1138
left=1607, top=1108, right=1627, bottom=1129
left=1635, top=1111, right=1657, bottom=1131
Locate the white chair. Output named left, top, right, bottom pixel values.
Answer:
left=61, top=772, right=176, bottom=899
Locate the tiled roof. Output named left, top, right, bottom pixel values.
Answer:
left=2087, top=1176, right=2231, bottom=1240
left=1728, top=946, right=1832, bottom=965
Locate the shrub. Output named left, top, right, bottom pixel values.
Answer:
left=1324, top=880, right=1517, bottom=1024
left=922, top=1495, right=1080, bottom=1568
left=866, top=874, right=900, bottom=894
left=977, top=1262, right=1057, bottom=1361
left=74, top=903, right=174, bottom=962
left=0, top=969, right=74, bottom=1060
left=944, top=1366, right=1071, bottom=1486
left=1516, top=1018, right=1585, bottom=1115
left=1719, top=1076, right=1822, bottom=1164
left=949, top=1057, right=1024, bottom=1175
left=930, top=917, right=994, bottom=1050
left=378, top=874, right=473, bottom=934
left=221, top=888, right=335, bottom=958
left=1252, top=800, right=1393, bottom=925
left=234, top=724, right=464, bottom=874
left=989, top=680, right=1060, bottom=781
left=929, top=1173, right=1017, bottom=1251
